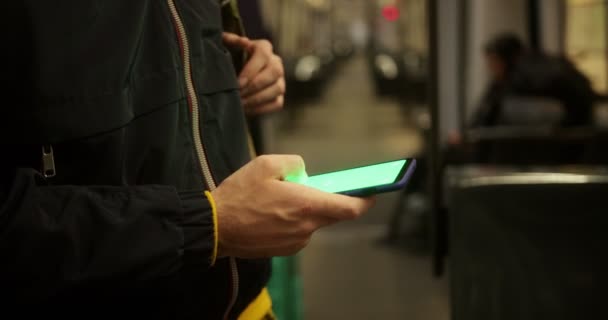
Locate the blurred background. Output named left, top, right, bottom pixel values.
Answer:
left=238, top=0, right=608, bottom=319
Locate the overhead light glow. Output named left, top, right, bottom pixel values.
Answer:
left=381, top=5, right=400, bottom=22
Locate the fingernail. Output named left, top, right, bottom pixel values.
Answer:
left=239, top=78, right=248, bottom=88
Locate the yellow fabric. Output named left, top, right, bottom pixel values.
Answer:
left=238, top=288, right=273, bottom=320
left=204, top=191, right=219, bottom=266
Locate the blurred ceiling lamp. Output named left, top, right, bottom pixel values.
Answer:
left=295, top=55, right=322, bottom=82
left=375, top=54, right=399, bottom=80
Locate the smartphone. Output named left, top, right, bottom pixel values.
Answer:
left=285, top=158, right=416, bottom=197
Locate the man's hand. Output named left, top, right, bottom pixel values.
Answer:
left=211, top=155, right=375, bottom=258
left=223, top=32, right=285, bottom=115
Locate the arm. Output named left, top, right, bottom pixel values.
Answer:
left=470, top=83, right=505, bottom=128
left=212, top=155, right=375, bottom=258
left=0, top=168, right=217, bottom=301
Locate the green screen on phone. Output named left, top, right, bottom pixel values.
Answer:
left=289, top=159, right=407, bottom=193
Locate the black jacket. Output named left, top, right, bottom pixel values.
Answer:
left=472, top=53, right=595, bottom=128
left=0, top=1, right=268, bottom=319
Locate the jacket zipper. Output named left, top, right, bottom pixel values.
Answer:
left=166, top=1, right=239, bottom=319
left=42, top=145, right=57, bottom=178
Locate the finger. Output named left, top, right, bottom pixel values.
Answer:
left=311, top=215, right=341, bottom=230
left=282, top=182, right=376, bottom=220
left=271, top=237, right=312, bottom=257
left=277, top=155, right=306, bottom=180
left=222, top=32, right=252, bottom=49
left=256, top=154, right=306, bottom=180
left=242, top=79, right=285, bottom=109
left=238, top=41, right=274, bottom=87
left=245, top=95, right=284, bottom=116
left=241, top=57, right=284, bottom=97
left=319, top=193, right=376, bottom=221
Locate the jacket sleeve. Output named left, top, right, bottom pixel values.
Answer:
left=469, top=83, right=505, bottom=128
left=0, top=168, right=218, bottom=300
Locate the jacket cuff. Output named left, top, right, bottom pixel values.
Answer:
left=204, top=191, right=219, bottom=266
left=178, top=190, right=218, bottom=267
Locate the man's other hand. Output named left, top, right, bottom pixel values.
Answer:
left=222, top=32, right=285, bottom=115
left=211, top=155, right=375, bottom=258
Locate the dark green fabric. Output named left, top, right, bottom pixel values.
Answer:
left=0, top=1, right=269, bottom=319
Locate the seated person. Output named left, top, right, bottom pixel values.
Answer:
left=388, top=34, right=597, bottom=243
left=470, top=33, right=596, bottom=129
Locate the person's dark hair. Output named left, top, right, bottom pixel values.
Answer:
left=484, top=33, right=526, bottom=73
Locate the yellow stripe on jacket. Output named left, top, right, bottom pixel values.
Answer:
left=238, top=288, right=274, bottom=320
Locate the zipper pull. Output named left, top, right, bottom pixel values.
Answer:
left=41, top=145, right=56, bottom=178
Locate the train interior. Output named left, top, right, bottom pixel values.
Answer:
left=239, top=0, right=608, bottom=319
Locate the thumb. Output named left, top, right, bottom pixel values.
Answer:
left=252, top=155, right=306, bottom=181
left=274, top=155, right=306, bottom=181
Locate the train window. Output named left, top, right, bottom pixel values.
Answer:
left=565, top=0, right=608, bottom=94
left=369, top=0, right=428, bottom=55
